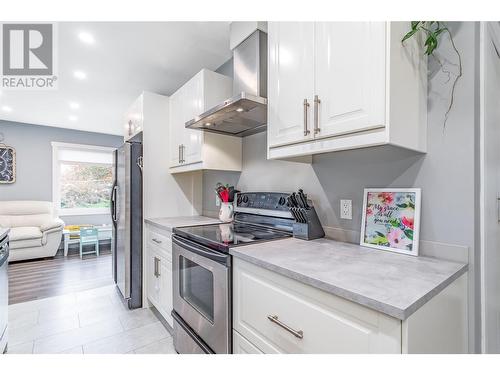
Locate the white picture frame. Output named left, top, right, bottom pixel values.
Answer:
left=360, top=188, right=421, bottom=256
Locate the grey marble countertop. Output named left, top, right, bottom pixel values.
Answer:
left=0, top=227, right=10, bottom=240
left=230, top=237, right=468, bottom=320
left=145, top=216, right=220, bottom=232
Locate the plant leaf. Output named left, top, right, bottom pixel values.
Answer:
left=402, top=28, right=419, bottom=43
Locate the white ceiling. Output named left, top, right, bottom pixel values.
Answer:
left=0, top=22, right=232, bottom=136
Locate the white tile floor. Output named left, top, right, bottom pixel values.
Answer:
left=6, top=285, right=175, bottom=354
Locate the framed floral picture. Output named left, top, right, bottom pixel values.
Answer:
left=360, top=188, right=421, bottom=256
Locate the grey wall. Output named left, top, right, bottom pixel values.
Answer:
left=208, top=22, right=479, bottom=351
left=0, top=121, right=123, bottom=225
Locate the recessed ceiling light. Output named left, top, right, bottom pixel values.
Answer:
left=69, top=115, right=78, bottom=121
left=78, top=32, right=95, bottom=45
left=236, top=108, right=244, bottom=112
left=73, top=70, right=87, bottom=80
left=69, top=102, right=80, bottom=110
left=1, top=105, right=12, bottom=112
left=205, top=122, right=212, bottom=126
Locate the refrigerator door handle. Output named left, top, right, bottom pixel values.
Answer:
left=111, top=184, right=118, bottom=223
left=136, top=156, right=143, bottom=173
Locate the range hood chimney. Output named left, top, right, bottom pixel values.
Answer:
left=185, top=27, right=268, bottom=137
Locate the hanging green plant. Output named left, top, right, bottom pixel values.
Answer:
left=402, top=21, right=462, bottom=129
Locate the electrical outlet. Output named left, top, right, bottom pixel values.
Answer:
left=340, top=199, right=352, bottom=220
left=215, top=195, right=221, bottom=207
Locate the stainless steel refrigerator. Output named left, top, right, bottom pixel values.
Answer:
left=111, top=140, right=143, bottom=309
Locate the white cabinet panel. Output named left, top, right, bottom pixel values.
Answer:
left=233, top=259, right=401, bottom=354
left=315, top=22, right=386, bottom=137
left=145, top=225, right=173, bottom=327
left=159, top=258, right=173, bottom=327
left=169, top=90, right=183, bottom=167
left=233, top=330, right=263, bottom=354
left=181, top=73, right=204, bottom=165
left=147, top=247, right=161, bottom=308
left=124, top=95, right=144, bottom=140
left=267, top=22, right=315, bottom=147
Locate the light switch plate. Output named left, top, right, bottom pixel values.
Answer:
left=340, top=199, right=352, bottom=220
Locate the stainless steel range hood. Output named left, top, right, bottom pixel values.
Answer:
left=185, top=30, right=267, bottom=137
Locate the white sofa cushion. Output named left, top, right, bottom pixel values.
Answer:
left=0, top=201, right=54, bottom=229
left=9, top=226, right=43, bottom=249
left=9, top=226, right=43, bottom=241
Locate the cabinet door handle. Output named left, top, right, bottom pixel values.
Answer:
left=153, top=257, right=158, bottom=277
left=152, top=238, right=162, bottom=244
left=178, top=145, right=181, bottom=164
left=181, top=144, right=185, bottom=163
left=303, top=99, right=310, bottom=136
left=314, top=95, right=321, bottom=135
left=267, top=315, right=303, bottom=339
left=156, top=257, right=161, bottom=277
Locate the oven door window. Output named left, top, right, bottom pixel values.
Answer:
left=179, top=255, right=215, bottom=323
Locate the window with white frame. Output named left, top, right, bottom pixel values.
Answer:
left=52, top=142, right=115, bottom=216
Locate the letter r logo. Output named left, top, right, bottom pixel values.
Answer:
left=2, top=24, right=53, bottom=75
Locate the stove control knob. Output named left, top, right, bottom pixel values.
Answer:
left=278, top=196, right=286, bottom=206
left=237, top=195, right=243, bottom=205
left=243, top=195, right=249, bottom=204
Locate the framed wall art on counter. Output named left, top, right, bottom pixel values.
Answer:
left=360, top=188, right=421, bottom=256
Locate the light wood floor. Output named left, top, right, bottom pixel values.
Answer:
left=8, top=246, right=113, bottom=305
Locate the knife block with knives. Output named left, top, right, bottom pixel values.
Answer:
left=287, top=190, right=325, bottom=241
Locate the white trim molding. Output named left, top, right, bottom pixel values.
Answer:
left=52, top=142, right=115, bottom=216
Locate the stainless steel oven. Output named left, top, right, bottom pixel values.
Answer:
left=172, top=235, right=231, bottom=354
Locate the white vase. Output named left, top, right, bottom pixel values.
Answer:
left=219, top=202, right=234, bottom=223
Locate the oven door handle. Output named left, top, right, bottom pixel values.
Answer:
left=172, top=235, right=229, bottom=265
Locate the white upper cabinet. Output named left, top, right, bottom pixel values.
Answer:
left=267, top=22, right=315, bottom=147
left=314, top=22, right=386, bottom=138
left=124, top=95, right=144, bottom=140
left=267, top=22, right=427, bottom=159
left=169, top=69, right=243, bottom=174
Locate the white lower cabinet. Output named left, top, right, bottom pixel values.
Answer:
left=233, top=258, right=401, bottom=354
left=233, top=258, right=468, bottom=354
left=145, top=225, right=173, bottom=327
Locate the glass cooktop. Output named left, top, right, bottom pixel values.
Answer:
left=173, top=222, right=292, bottom=253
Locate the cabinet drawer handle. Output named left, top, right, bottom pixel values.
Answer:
left=267, top=315, right=303, bottom=339
left=314, top=95, right=321, bottom=134
left=303, top=99, right=310, bottom=136
left=152, top=238, right=162, bottom=244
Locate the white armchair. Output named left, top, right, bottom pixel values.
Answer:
left=0, top=201, right=65, bottom=262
